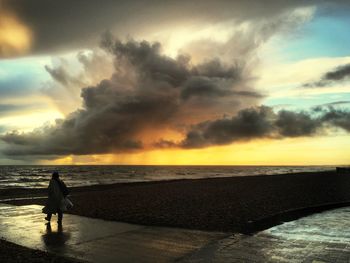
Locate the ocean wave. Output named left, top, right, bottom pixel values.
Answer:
left=0, top=165, right=334, bottom=189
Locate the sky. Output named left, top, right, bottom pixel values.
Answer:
left=0, top=0, right=349, bottom=165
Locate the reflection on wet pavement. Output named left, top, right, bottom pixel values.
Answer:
left=42, top=223, right=71, bottom=252
left=183, top=207, right=350, bottom=263
left=3, top=203, right=349, bottom=263
left=0, top=203, right=227, bottom=263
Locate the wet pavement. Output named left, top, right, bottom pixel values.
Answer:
left=1, top=203, right=350, bottom=263
left=0, top=203, right=227, bottom=263
left=183, top=207, right=350, bottom=263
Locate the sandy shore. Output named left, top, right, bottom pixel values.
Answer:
left=2, top=170, right=350, bottom=232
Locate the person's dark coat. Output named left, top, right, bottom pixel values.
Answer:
left=42, top=179, right=67, bottom=214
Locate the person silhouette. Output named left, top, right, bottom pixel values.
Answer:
left=42, top=171, right=71, bottom=225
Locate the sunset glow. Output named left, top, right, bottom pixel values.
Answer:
left=0, top=10, right=32, bottom=57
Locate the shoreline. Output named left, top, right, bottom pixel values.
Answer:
left=0, top=169, right=336, bottom=197
left=2, top=170, right=350, bottom=233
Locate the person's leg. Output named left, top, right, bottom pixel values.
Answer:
left=57, top=210, right=63, bottom=224
left=45, top=213, right=52, bottom=221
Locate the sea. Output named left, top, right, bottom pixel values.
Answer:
left=0, top=165, right=336, bottom=189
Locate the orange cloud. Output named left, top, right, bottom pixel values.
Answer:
left=0, top=9, right=32, bottom=57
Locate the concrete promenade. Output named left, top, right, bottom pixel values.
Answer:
left=0, top=203, right=227, bottom=262
left=1, top=203, right=350, bottom=262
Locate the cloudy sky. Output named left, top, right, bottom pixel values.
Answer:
left=0, top=0, right=349, bottom=165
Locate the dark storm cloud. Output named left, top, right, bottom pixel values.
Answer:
left=179, top=106, right=350, bottom=148
left=2, top=0, right=348, bottom=56
left=324, top=64, right=350, bottom=81
left=275, top=110, right=321, bottom=137
left=102, top=36, right=190, bottom=87
left=303, top=64, right=350, bottom=88
left=180, top=79, right=263, bottom=101
left=180, top=77, right=232, bottom=100
left=319, top=107, right=350, bottom=132
left=181, top=106, right=275, bottom=148
left=1, top=38, right=261, bottom=156
left=178, top=59, right=262, bottom=100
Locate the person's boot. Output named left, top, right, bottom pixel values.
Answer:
left=57, top=212, right=63, bottom=225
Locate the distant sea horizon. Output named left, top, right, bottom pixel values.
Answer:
left=0, top=165, right=340, bottom=190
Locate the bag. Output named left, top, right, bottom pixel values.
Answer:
left=65, top=197, right=74, bottom=209
left=60, top=197, right=74, bottom=212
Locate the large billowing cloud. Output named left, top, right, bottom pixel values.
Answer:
left=0, top=36, right=261, bottom=156
left=1, top=0, right=348, bottom=57
left=2, top=36, right=350, bottom=157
